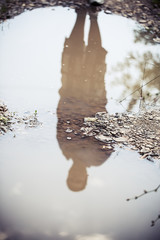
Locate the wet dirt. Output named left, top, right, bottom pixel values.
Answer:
left=0, top=102, right=41, bottom=135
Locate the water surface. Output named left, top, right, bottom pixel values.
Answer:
left=0, top=7, right=160, bottom=240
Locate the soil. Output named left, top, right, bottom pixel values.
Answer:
left=0, top=0, right=160, bottom=40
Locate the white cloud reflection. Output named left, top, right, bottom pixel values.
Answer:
left=89, top=177, right=105, bottom=188
left=75, top=234, right=113, bottom=240
left=59, top=231, right=69, bottom=237
left=11, top=182, right=23, bottom=195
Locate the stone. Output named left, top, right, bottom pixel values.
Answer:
left=1, top=126, right=7, bottom=133
left=139, top=19, right=147, bottom=23
left=105, top=10, right=112, bottom=14
left=114, top=137, right=128, bottom=142
left=140, top=148, right=150, bottom=153
left=89, top=0, right=105, bottom=6
left=84, top=117, right=96, bottom=122
left=95, top=135, right=112, bottom=142
left=41, top=0, right=48, bottom=4
left=102, top=145, right=113, bottom=149
left=65, top=128, right=73, bottom=133
left=67, top=137, right=72, bottom=140
left=153, top=38, right=160, bottom=44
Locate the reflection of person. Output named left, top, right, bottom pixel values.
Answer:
left=57, top=9, right=112, bottom=192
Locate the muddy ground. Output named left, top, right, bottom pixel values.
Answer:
left=0, top=0, right=160, bottom=40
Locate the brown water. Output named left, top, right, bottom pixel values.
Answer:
left=0, top=7, right=160, bottom=240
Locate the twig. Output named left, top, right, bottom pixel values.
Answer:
left=126, top=184, right=160, bottom=201
left=119, top=101, right=128, bottom=111
left=141, top=61, right=146, bottom=98
left=126, top=185, right=160, bottom=227
left=119, top=74, right=160, bottom=103
left=139, top=61, right=146, bottom=111
left=151, top=214, right=160, bottom=227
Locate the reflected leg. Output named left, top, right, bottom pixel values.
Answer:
left=69, top=9, right=87, bottom=45
left=88, top=11, right=102, bottom=48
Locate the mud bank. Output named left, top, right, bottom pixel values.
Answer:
left=81, top=107, right=160, bottom=161
left=0, top=102, right=41, bottom=135
left=0, top=102, right=13, bottom=134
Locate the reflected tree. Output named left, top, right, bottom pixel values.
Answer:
left=133, top=28, right=158, bottom=45
left=109, top=51, right=160, bottom=112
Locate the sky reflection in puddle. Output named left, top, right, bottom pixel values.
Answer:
left=0, top=6, right=160, bottom=240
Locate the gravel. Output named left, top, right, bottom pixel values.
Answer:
left=0, top=103, right=13, bottom=134
left=0, top=102, right=41, bottom=135
left=81, top=107, right=160, bottom=160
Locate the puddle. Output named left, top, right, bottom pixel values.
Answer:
left=0, top=6, right=160, bottom=240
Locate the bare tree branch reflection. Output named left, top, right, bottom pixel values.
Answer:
left=119, top=73, right=160, bottom=104
left=126, top=184, right=160, bottom=227
left=151, top=214, right=160, bottom=227
left=126, top=184, right=160, bottom=201
left=133, top=28, right=156, bottom=45
left=110, top=52, right=160, bottom=112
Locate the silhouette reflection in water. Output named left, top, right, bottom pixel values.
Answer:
left=57, top=9, right=112, bottom=192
